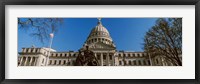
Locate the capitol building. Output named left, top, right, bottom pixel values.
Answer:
left=18, top=19, right=177, bottom=66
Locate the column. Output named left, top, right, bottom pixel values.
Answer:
left=24, top=57, right=28, bottom=66
left=94, top=53, right=98, bottom=65
left=101, top=53, right=103, bottom=66
left=29, top=57, right=33, bottom=66
left=61, top=60, right=63, bottom=65
left=106, top=52, right=109, bottom=66
left=31, top=57, right=35, bottom=66
left=34, top=57, right=38, bottom=66
left=113, top=54, right=115, bottom=66
left=136, top=60, right=138, bottom=66
left=19, top=57, right=24, bottom=66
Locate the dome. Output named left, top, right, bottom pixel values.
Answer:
left=83, top=18, right=116, bottom=48
left=91, top=21, right=110, bottom=35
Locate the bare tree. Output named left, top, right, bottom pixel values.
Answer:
left=143, top=18, right=182, bottom=66
left=18, top=18, right=63, bottom=43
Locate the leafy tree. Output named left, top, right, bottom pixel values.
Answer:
left=18, top=18, right=63, bottom=43
left=143, top=18, right=182, bottom=66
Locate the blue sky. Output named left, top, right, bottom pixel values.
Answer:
left=18, top=18, right=158, bottom=52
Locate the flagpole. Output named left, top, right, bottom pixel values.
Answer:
left=46, top=33, right=54, bottom=66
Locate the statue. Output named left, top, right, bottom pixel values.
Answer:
left=75, top=46, right=99, bottom=66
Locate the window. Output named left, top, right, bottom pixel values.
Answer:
left=129, top=61, right=131, bottom=65
left=148, top=60, right=150, bottom=65
left=109, top=55, right=112, bottom=60
left=63, top=60, right=66, bottom=65
left=133, top=60, right=136, bottom=65
left=103, top=55, right=106, bottom=60
left=97, top=55, right=100, bottom=60
left=123, top=54, right=126, bottom=57
left=31, top=48, right=33, bottom=52
left=119, top=61, right=122, bottom=65
left=124, top=61, right=127, bottom=65
left=26, top=49, right=29, bottom=52
left=128, top=54, right=131, bottom=57
left=138, top=60, right=141, bottom=65
left=95, top=38, right=97, bottom=42
left=118, top=54, right=121, bottom=57
left=132, top=53, right=135, bottom=57
left=35, top=48, right=38, bottom=53
left=143, top=60, right=146, bottom=65
left=59, top=60, right=61, bottom=65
